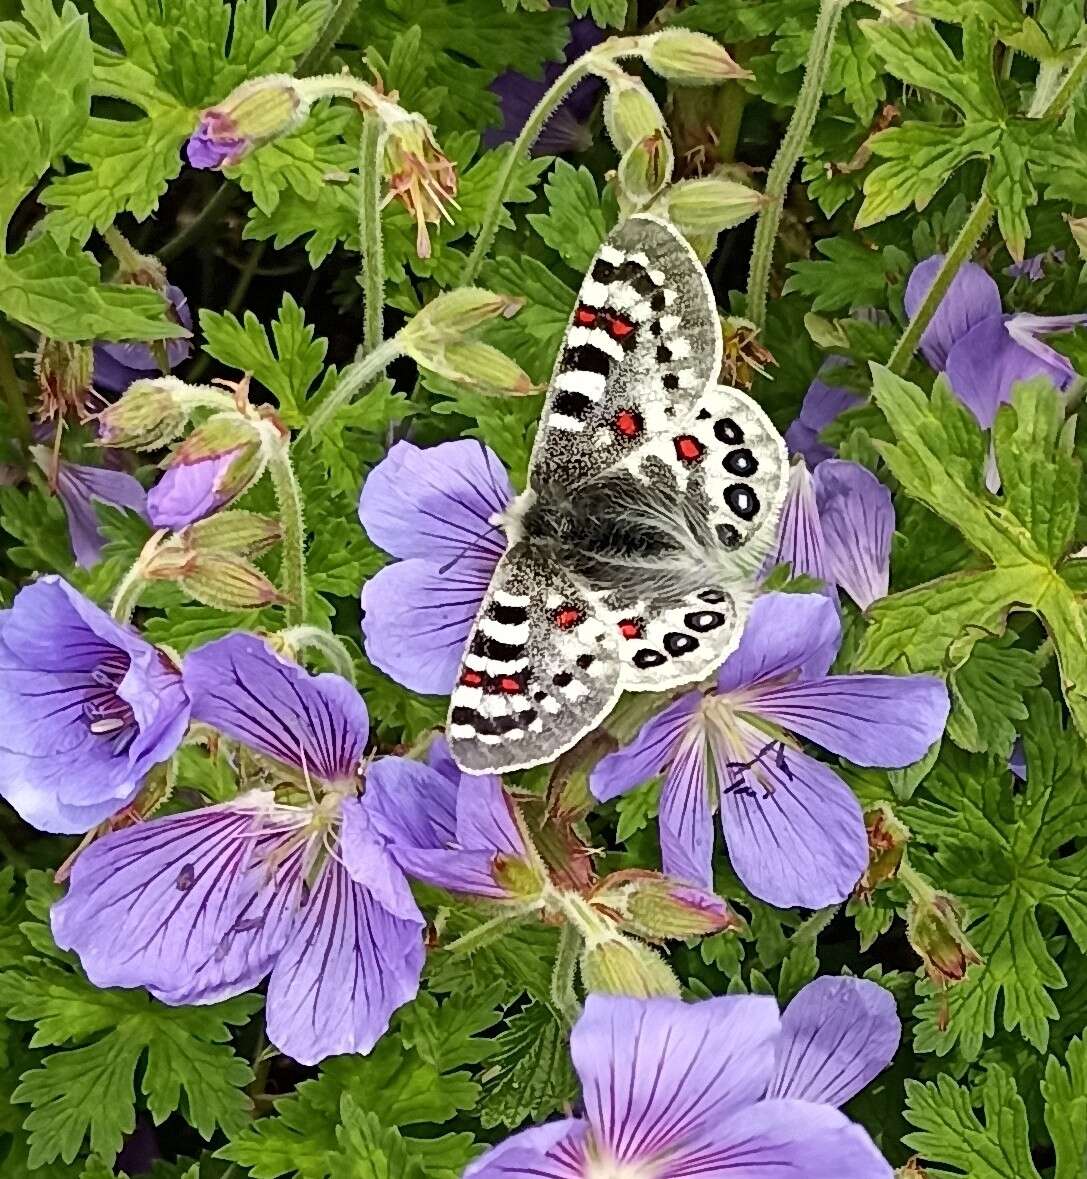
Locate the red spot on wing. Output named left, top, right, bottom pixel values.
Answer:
left=498, top=675, right=523, bottom=694
left=604, top=312, right=635, bottom=339
left=575, top=305, right=598, bottom=326
left=613, top=408, right=643, bottom=439
left=553, top=605, right=584, bottom=630
left=460, top=670, right=483, bottom=687
left=618, top=619, right=643, bottom=640
left=674, top=435, right=705, bottom=463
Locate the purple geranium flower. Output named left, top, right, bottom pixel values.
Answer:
left=465, top=975, right=899, bottom=1179
left=784, top=357, right=861, bottom=468
left=905, top=255, right=1087, bottom=427
left=147, top=447, right=246, bottom=529
left=367, top=735, right=542, bottom=900
left=769, top=459, right=893, bottom=610
left=54, top=457, right=148, bottom=568
left=590, top=593, right=948, bottom=908
left=358, top=439, right=513, bottom=694
left=0, top=577, right=189, bottom=834
left=93, top=285, right=193, bottom=393
left=52, top=633, right=426, bottom=1065
left=186, top=110, right=249, bottom=169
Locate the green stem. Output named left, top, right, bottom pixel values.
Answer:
left=886, top=193, right=994, bottom=375
left=267, top=445, right=307, bottom=627
left=1041, top=44, right=1087, bottom=121
left=550, top=923, right=582, bottom=1028
left=357, top=113, right=386, bottom=362
left=298, top=337, right=402, bottom=441
left=0, top=330, right=29, bottom=450
left=101, top=225, right=144, bottom=274
left=462, top=57, right=595, bottom=284
left=278, top=625, right=357, bottom=682
left=158, top=183, right=236, bottom=263
left=443, top=908, right=532, bottom=956
left=296, top=0, right=361, bottom=75
left=746, top=0, right=848, bottom=330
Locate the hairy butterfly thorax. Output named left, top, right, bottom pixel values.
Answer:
left=449, top=215, right=788, bottom=774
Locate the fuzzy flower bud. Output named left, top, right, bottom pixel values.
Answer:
left=858, top=805, right=910, bottom=899
left=907, top=890, right=982, bottom=986
left=177, top=552, right=285, bottom=610
left=186, top=510, right=281, bottom=558
left=592, top=870, right=744, bottom=942
left=427, top=341, right=537, bottom=395
left=617, top=130, right=674, bottom=206
left=187, top=75, right=310, bottom=169
left=95, top=377, right=204, bottom=450
left=603, top=73, right=667, bottom=155
left=580, top=935, right=682, bottom=999
left=413, top=288, right=523, bottom=334
left=35, top=339, right=94, bottom=422
left=666, top=175, right=767, bottom=235
left=640, top=29, right=752, bottom=85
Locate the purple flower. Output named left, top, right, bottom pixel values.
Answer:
left=93, top=285, right=193, bottom=393
left=905, top=255, right=1087, bottom=427
left=1006, top=249, right=1063, bottom=282
left=367, top=735, right=542, bottom=900
left=784, top=357, right=861, bottom=467
left=52, top=457, right=148, bottom=568
left=590, top=593, right=948, bottom=908
left=186, top=111, right=249, bottom=170
left=147, top=448, right=245, bottom=530
left=465, top=975, right=899, bottom=1179
left=0, top=577, right=189, bottom=834
left=358, top=439, right=512, bottom=694
left=51, top=633, right=425, bottom=1065
left=769, top=459, right=893, bottom=610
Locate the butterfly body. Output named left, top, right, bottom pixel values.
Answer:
left=449, top=216, right=788, bottom=774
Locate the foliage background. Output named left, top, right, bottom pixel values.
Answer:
left=1, top=1, right=1087, bottom=1177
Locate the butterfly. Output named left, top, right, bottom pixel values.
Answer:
left=448, top=214, right=788, bottom=774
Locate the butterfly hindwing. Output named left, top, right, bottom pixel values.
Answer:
left=529, top=215, right=723, bottom=494
left=447, top=547, right=621, bottom=774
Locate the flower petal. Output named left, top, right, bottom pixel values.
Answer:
left=457, top=772, right=525, bottom=857
left=784, top=358, right=860, bottom=467
left=764, top=460, right=833, bottom=589
left=589, top=691, right=701, bottom=803
left=720, top=742, right=867, bottom=909
left=813, top=460, right=893, bottom=609
left=573, top=993, right=779, bottom=1162
left=147, top=451, right=237, bottom=529
left=664, top=1098, right=892, bottom=1177
left=768, top=976, right=900, bottom=1106
left=340, top=795, right=425, bottom=923
left=360, top=556, right=495, bottom=695
left=904, top=256, right=1001, bottom=371
left=717, top=593, right=841, bottom=694
left=264, top=858, right=424, bottom=1064
left=51, top=794, right=297, bottom=996
left=750, top=674, right=949, bottom=767
left=54, top=460, right=147, bottom=568
left=358, top=439, right=512, bottom=564
left=659, top=731, right=714, bottom=888
left=184, top=633, right=368, bottom=783
left=463, top=1119, right=588, bottom=1179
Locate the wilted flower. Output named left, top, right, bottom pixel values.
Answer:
left=769, top=457, right=894, bottom=609
left=381, top=109, right=459, bottom=259
left=859, top=804, right=910, bottom=898
left=905, top=255, right=1087, bottom=427
left=366, top=734, right=547, bottom=902
left=466, top=977, right=899, bottom=1179
left=358, top=439, right=513, bottom=694
left=32, top=444, right=148, bottom=569
left=51, top=633, right=426, bottom=1065
left=784, top=356, right=861, bottom=467
left=187, top=75, right=309, bottom=169
left=35, top=339, right=95, bottom=422
left=0, top=577, right=189, bottom=833
left=590, top=593, right=949, bottom=908
left=1005, top=248, right=1063, bottom=282
left=906, top=888, right=982, bottom=987
left=93, top=285, right=193, bottom=393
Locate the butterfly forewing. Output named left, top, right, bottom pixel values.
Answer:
left=529, top=215, right=723, bottom=494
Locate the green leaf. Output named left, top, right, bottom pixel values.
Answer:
left=0, top=236, right=189, bottom=340
left=1041, top=1036, right=1087, bottom=1179
left=903, top=1066, right=1042, bottom=1179
left=987, top=126, right=1035, bottom=262
left=328, top=1097, right=425, bottom=1179
left=477, top=1002, right=577, bottom=1129
left=527, top=161, right=610, bottom=275
left=946, top=634, right=1042, bottom=755
left=570, top=0, right=627, bottom=26
left=783, top=238, right=910, bottom=312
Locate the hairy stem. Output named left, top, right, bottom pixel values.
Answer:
left=296, top=0, right=361, bottom=75
left=298, top=337, right=402, bottom=441
left=1042, top=44, right=1087, bottom=120
left=746, top=0, right=848, bottom=330
left=885, top=193, right=994, bottom=375
left=278, top=624, right=357, bottom=682
left=267, top=446, right=307, bottom=627
left=462, top=57, right=594, bottom=284
left=550, top=922, right=582, bottom=1028
left=0, top=330, right=29, bottom=450
left=110, top=563, right=149, bottom=625
left=357, top=113, right=386, bottom=361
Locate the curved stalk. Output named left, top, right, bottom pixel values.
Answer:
left=267, top=446, right=307, bottom=627
left=357, top=113, right=386, bottom=361
left=298, top=337, right=402, bottom=441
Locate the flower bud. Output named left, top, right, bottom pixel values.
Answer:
left=412, top=288, right=523, bottom=335
left=187, top=75, right=310, bottom=169
left=617, top=131, right=674, bottom=205
left=907, top=891, right=982, bottom=986
left=35, top=339, right=94, bottom=422
left=640, top=29, right=752, bottom=85
left=187, top=510, right=281, bottom=558
left=95, top=376, right=228, bottom=450
left=405, top=338, right=537, bottom=396
left=858, top=805, right=909, bottom=899
left=593, top=870, right=744, bottom=941
left=580, top=935, right=681, bottom=999
left=603, top=74, right=667, bottom=155
left=666, top=175, right=766, bottom=235
left=178, top=552, right=285, bottom=610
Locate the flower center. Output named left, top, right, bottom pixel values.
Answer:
left=586, top=1157, right=657, bottom=1179
left=698, top=694, right=793, bottom=800
left=82, top=652, right=137, bottom=752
